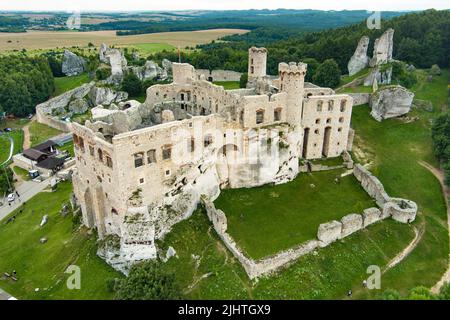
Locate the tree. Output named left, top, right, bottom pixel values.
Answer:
left=239, top=73, right=248, bottom=88
left=0, top=167, right=13, bottom=194
left=312, top=59, right=341, bottom=88
left=95, top=67, right=111, bottom=81
left=380, top=288, right=401, bottom=300
left=47, top=56, right=63, bottom=77
left=114, top=261, right=181, bottom=300
left=121, top=73, right=143, bottom=97
left=302, top=58, right=319, bottom=82
left=408, top=286, right=435, bottom=300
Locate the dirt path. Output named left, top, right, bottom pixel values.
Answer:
left=22, top=119, right=33, bottom=150
left=383, top=226, right=424, bottom=273
left=418, top=161, right=450, bottom=293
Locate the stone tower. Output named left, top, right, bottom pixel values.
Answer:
left=278, top=62, right=307, bottom=126
left=248, top=47, right=267, bottom=83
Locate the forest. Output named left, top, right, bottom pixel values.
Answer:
left=0, top=56, right=54, bottom=117
left=149, top=10, right=449, bottom=77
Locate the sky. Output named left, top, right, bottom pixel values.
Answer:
left=0, top=0, right=448, bottom=12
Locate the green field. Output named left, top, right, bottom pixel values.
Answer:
left=129, top=43, right=175, bottom=55
left=0, top=130, right=24, bottom=166
left=58, top=141, right=75, bottom=158
left=53, top=73, right=90, bottom=97
left=215, top=169, right=375, bottom=259
left=0, top=182, right=122, bottom=299
left=213, top=81, right=241, bottom=90
left=29, top=121, right=62, bottom=147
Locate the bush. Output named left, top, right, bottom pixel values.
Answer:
left=0, top=167, right=14, bottom=194
left=114, top=261, right=182, bottom=300
left=239, top=73, right=248, bottom=88
left=121, top=73, right=143, bottom=97
left=95, top=67, right=111, bottom=81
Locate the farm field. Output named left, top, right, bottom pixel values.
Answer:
left=0, top=29, right=248, bottom=52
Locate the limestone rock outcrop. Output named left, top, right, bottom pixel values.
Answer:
left=61, top=50, right=86, bottom=76
left=88, top=86, right=129, bottom=106
left=99, top=43, right=128, bottom=83
left=68, top=98, right=89, bottom=115
left=363, top=66, right=392, bottom=86
left=370, top=85, right=414, bottom=121
left=130, top=60, right=168, bottom=81
left=348, top=36, right=370, bottom=76
left=369, top=28, right=394, bottom=67
left=162, top=59, right=173, bottom=76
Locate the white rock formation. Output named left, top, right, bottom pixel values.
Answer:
left=370, top=85, right=414, bottom=121
left=88, top=86, right=129, bottom=106
left=130, top=60, right=168, bottom=81
left=348, top=36, right=370, bottom=76
left=62, top=50, right=86, bottom=76
left=99, top=43, right=127, bottom=83
left=369, top=28, right=394, bottom=67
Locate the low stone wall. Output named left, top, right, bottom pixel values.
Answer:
left=202, top=163, right=418, bottom=280
left=347, top=93, right=371, bottom=106
left=195, top=69, right=242, bottom=82
left=353, top=164, right=390, bottom=207
left=36, top=110, right=72, bottom=132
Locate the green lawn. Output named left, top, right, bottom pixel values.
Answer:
left=58, top=141, right=75, bottom=158
left=29, top=121, right=62, bottom=147
left=0, top=118, right=29, bottom=131
left=0, top=130, right=23, bottom=166
left=339, top=68, right=371, bottom=87
left=12, top=166, right=31, bottom=181
left=309, top=156, right=344, bottom=167
left=338, top=86, right=374, bottom=94
left=53, top=73, right=90, bottom=97
left=130, top=43, right=175, bottom=55
left=0, top=182, right=122, bottom=300
left=0, top=135, right=11, bottom=164
left=214, top=169, right=375, bottom=259
left=213, top=81, right=241, bottom=90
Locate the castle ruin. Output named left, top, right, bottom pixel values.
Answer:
left=71, top=47, right=355, bottom=271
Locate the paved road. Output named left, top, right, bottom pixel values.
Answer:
left=0, top=178, right=50, bottom=222
left=0, top=287, right=16, bottom=300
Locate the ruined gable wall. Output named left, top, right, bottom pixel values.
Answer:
left=72, top=123, right=123, bottom=237
left=301, top=94, right=353, bottom=159
left=240, top=93, right=288, bottom=129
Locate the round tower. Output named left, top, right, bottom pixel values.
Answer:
left=278, top=62, right=307, bottom=126
left=248, top=47, right=267, bottom=82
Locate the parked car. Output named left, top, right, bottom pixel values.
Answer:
left=3, top=128, right=12, bottom=132
left=7, top=193, right=15, bottom=202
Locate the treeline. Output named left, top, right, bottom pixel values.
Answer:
left=112, top=10, right=404, bottom=36
left=157, top=10, right=449, bottom=77
left=0, top=56, right=54, bottom=117
left=432, top=112, right=450, bottom=185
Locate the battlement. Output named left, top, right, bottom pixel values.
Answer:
left=278, top=62, right=308, bottom=75
left=249, top=46, right=268, bottom=54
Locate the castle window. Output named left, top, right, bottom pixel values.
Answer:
left=165, top=170, right=171, bottom=176
left=189, top=138, right=195, bottom=153
left=163, top=94, right=167, bottom=99
left=326, top=118, right=331, bottom=124
left=251, top=66, right=254, bottom=74
left=181, top=93, right=185, bottom=101
left=111, top=208, right=118, bottom=215
left=106, top=156, right=113, bottom=168
left=204, top=135, right=213, bottom=147
left=274, top=108, right=282, bottom=122
left=78, top=137, right=85, bottom=152
left=89, top=145, right=94, bottom=156
left=162, top=145, right=172, bottom=160
left=256, top=109, right=264, bottom=124
left=340, top=100, right=346, bottom=112
left=147, top=149, right=156, bottom=164
left=328, top=100, right=334, bottom=111
left=314, top=129, right=320, bottom=134
left=339, top=117, right=344, bottom=123
left=73, top=135, right=79, bottom=145
left=98, top=149, right=103, bottom=162
left=338, top=127, right=343, bottom=132
left=139, top=178, right=144, bottom=184
left=134, top=153, right=144, bottom=167
left=315, top=119, right=320, bottom=124
left=97, top=176, right=102, bottom=183
left=317, top=101, right=323, bottom=112
left=239, top=111, right=244, bottom=125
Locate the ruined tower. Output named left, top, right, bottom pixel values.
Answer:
left=248, top=47, right=267, bottom=83
left=278, top=62, right=307, bottom=126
